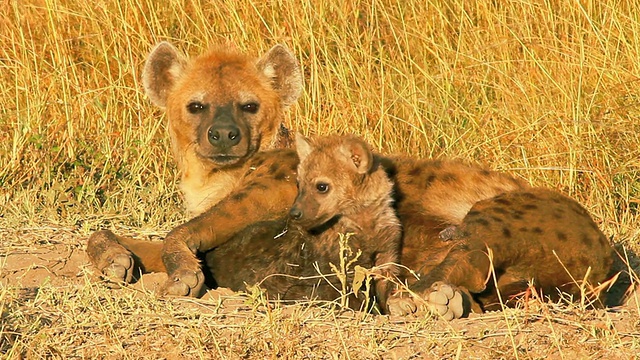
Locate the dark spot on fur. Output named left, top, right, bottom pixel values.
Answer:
left=466, top=210, right=481, bottom=217
left=522, top=192, right=539, bottom=200
left=492, top=207, right=508, bottom=215
left=408, top=167, right=422, bottom=177
left=425, top=174, right=437, bottom=186
left=533, top=227, right=543, bottom=234
left=556, top=231, right=568, bottom=242
left=467, top=217, right=491, bottom=227
left=235, top=206, right=248, bottom=217
left=509, top=177, right=524, bottom=188
left=511, top=210, right=525, bottom=220
left=502, top=227, right=512, bottom=238
left=268, top=163, right=280, bottom=174
left=274, top=171, right=287, bottom=181
left=495, top=198, right=511, bottom=206
left=231, top=191, right=248, bottom=201
left=522, top=204, right=538, bottom=210
left=442, top=173, right=457, bottom=182
left=481, top=169, right=491, bottom=176
left=519, top=227, right=528, bottom=232
left=252, top=156, right=267, bottom=167
left=581, top=234, right=593, bottom=247
left=490, top=216, right=504, bottom=223
left=552, top=209, right=564, bottom=219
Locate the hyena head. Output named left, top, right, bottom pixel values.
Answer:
left=142, top=42, right=302, bottom=171
left=289, top=133, right=394, bottom=231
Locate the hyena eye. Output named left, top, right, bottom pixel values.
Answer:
left=316, top=182, right=329, bottom=193
left=187, top=102, right=207, bottom=114
left=240, top=103, right=259, bottom=114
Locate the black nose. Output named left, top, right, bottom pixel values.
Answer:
left=208, top=124, right=241, bottom=147
left=289, top=207, right=303, bottom=220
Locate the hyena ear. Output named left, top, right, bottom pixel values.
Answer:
left=295, top=133, right=313, bottom=162
left=256, top=45, right=303, bottom=108
left=142, top=42, right=187, bottom=108
left=338, top=137, right=374, bottom=175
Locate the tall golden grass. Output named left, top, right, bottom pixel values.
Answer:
left=1, top=0, right=639, bottom=242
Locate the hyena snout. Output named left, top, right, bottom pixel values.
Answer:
left=207, top=123, right=241, bottom=148
left=289, top=206, right=303, bottom=221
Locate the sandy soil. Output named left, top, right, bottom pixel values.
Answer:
left=1, top=225, right=639, bottom=359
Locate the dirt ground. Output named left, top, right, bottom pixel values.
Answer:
left=1, top=225, right=640, bottom=359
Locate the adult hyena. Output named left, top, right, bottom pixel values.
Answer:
left=88, top=41, right=303, bottom=293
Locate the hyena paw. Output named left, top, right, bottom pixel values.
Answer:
left=87, top=230, right=134, bottom=286
left=387, top=282, right=465, bottom=320
left=387, top=293, right=418, bottom=316
left=101, top=253, right=134, bottom=286
left=163, top=269, right=205, bottom=297
left=420, top=282, right=465, bottom=320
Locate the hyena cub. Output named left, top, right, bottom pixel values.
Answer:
left=205, top=134, right=401, bottom=311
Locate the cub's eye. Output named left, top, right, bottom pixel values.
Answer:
left=187, top=102, right=207, bottom=114
left=240, top=103, right=259, bottom=114
left=316, top=182, right=329, bottom=193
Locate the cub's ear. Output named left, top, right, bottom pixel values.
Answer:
left=295, top=132, right=313, bottom=163
left=338, top=137, right=373, bottom=175
left=142, top=42, right=187, bottom=108
left=256, top=45, right=303, bottom=108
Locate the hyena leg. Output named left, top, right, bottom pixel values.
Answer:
left=161, top=166, right=298, bottom=297
left=87, top=230, right=165, bottom=285
left=389, top=244, right=490, bottom=319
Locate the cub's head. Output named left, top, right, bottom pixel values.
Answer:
left=142, top=42, right=302, bottom=171
left=290, top=133, right=392, bottom=232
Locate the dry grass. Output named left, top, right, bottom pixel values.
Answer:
left=1, top=0, right=640, bottom=358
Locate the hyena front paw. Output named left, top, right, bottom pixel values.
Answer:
left=387, top=293, right=418, bottom=316
left=163, top=269, right=205, bottom=297
left=388, top=282, right=465, bottom=320
left=87, top=230, right=135, bottom=286
left=420, top=282, right=465, bottom=320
